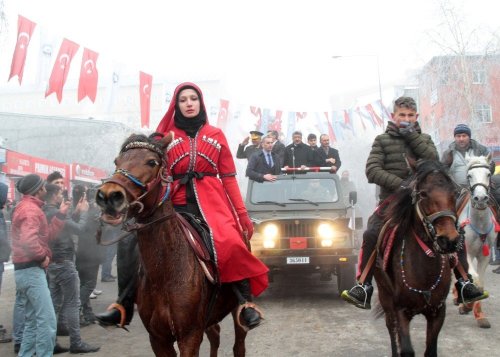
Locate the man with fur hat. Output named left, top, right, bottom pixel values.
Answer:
left=442, top=123, right=495, bottom=186
left=11, top=174, right=70, bottom=356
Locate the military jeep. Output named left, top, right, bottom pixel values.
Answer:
left=246, top=172, right=361, bottom=295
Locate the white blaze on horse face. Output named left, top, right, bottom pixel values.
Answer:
left=466, top=156, right=491, bottom=208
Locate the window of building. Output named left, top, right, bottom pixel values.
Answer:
left=430, top=87, right=438, bottom=106
left=472, top=69, right=486, bottom=84
left=474, top=104, right=492, bottom=123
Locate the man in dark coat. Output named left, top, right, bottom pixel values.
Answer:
left=316, top=134, right=341, bottom=173
left=491, top=173, right=500, bottom=271
left=341, top=96, right=487, bottom=310
left=246, top=135, right=282, bottom=182
left=267, top=130, right=285, bottom=164
left=74, top=186, right=104, bottom=325
left=0, top=182, right=12, bottom=343
left=283, top=131, right=315, bottom=168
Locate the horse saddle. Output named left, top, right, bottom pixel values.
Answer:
left=176, top=212, right=219, bottom=285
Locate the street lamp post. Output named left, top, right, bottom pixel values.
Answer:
left=332, top=54, right=384, bottom=129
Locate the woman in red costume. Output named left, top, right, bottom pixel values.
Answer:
left=156, top=82, right=268, bottom=327
left=97, top=82, right=268, bottom=329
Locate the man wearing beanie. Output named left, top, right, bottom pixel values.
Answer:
left=442, top=123, right=495, bottom=186
left=11, top=174, right=70, bottom=357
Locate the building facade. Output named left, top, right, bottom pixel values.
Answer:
left=418, top=54, right=500, bottom=163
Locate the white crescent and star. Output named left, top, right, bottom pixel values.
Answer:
left=218, top=108, right=227, bottom=119
left=17, top=32, right=30, bottom=49
left=142, top=84, right=150, bottom=96
left=59, top=54, right=70, bottom=69
left=83, top=59, right=95, bottom=74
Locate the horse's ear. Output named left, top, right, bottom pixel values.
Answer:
left=486, top=152, right=492, bottom=163
left=159, top=131, right=174, bottom=149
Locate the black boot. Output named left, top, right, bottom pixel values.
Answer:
left=341, top=282, right=374, bottom=310
left=455, top=275, right=489, bottom=304
left=233, top=279, right=261, bottom=329
left=96, top=233, right=138, bottom=328
left=95, top=301, right=134, bottom=327
left=95, top=307, right=123, bottom=326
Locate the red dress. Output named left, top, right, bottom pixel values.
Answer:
left=167, top=124, right=269, bottom=296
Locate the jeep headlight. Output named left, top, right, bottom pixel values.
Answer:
left=318, top=223, right=334, bottom=247
left=262, top=223, right=278, bottom=248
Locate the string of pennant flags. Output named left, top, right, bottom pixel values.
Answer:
left=8, top=14, right=152, bottom=128
left=8, top=14, right=390, bottom=138
left=216, top=99, right=390, bottom=145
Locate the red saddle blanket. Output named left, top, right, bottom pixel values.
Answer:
left=379, top=225, right=398, bottom=272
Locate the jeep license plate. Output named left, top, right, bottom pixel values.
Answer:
left=286, top=257, right=310, bottom=264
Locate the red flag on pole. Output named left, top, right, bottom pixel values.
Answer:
left=9, top=15, right=37, bottom=84
left=45, top=38, right=80, bottom=103
left=216, top=99, right=230, bottom=129
left=324, top=112, right=336, bottom=143
left=139, top=71, right=153, bottom=128
left=365, top=103, right=384, bottom=127
left=78, top=48, right=99, bottom=103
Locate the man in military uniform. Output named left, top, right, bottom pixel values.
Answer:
left=236, top=131, right=263, bottom=160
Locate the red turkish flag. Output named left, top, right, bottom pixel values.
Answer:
left=78, top=48, right=99, bottom=103
left=45, top=38, right=80, bottom=103
left=216, top=99, right=230, bottom=129
left=324, top=112, right=336, bottom=143
left=139, top=71, right=153, bottom=128
left=8, top=15, right=37, bottom=84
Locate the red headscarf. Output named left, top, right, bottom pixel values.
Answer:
left=156, top=82, right=208, bottom=134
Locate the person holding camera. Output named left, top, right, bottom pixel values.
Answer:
left=44, top=184, right=100, bottom=354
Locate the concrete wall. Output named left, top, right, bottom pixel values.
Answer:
left=0, top=112, right=136, bottom=173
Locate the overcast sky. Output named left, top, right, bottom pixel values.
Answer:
left=1, top=0, right=500, bottom=110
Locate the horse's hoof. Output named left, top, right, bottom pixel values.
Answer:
left=477, top=318, right=491, bottom=329
left=458, top=305, right=472, bottom=315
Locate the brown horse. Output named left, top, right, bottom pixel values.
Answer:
left=96, top=133, right=248, bottom=356
left=373, top=160, right=462, bottom=357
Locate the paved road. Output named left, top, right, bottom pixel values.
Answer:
left=0, top=265, right=499, bottom=356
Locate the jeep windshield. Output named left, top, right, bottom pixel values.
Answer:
left=249, top=177, right=339, bottom=204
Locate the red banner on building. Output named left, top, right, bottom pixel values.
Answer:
left=70, top=163, right=108, bottom=184
left=1, top=150, right=70, bottom=188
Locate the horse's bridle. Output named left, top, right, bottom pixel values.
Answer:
left=103, top=144, right=172, bottom=223
left=412, top=187, right=464, bottom=254
left=467, top=163, right=491, bottom=196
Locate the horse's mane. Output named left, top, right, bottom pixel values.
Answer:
left=466, top=154, right=488, bottom=169
left=385, top=160, right=452, bottom=234
left=120, top=132, right=165, bottom=156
